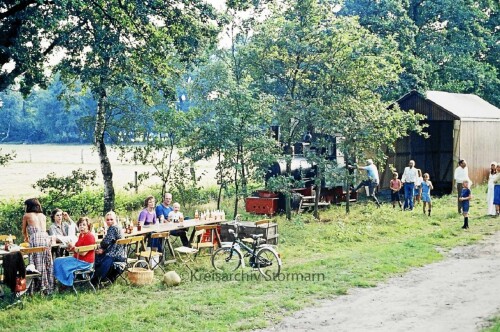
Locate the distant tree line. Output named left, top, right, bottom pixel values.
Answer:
left=0, top=74, right=94, bottom=143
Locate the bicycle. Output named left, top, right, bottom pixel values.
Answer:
left=211, top=222, right=282, bottom=280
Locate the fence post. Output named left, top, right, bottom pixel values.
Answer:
left=134, top=171, right=138, bottom=193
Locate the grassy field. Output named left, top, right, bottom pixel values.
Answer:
left=0, top=144, right=218, bottom=200
left=1, top=187, right=499, bottom=331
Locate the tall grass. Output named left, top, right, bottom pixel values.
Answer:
left=1, top=186, right=499, bottom=331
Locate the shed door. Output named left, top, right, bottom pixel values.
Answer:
left=410, top=120, right=454, bottom=194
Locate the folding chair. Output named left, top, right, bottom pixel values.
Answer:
left=114, top=238, right=133, bottom=284
left=19, top=247, right=45, bottom=295
left=191, top=226, right=220, bottom=256
left=174, top=229, right=204, bottom=271
left=72, top=244, right=97, bottom=294
left=0, top=235, right=17, bottom=244
left=136, top=232, right=170, bottom=272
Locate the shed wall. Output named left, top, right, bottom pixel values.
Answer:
left=459, top=121, right=500, bottom=186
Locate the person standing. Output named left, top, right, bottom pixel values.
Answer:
left=493, top=164, right=500, bottom=217
left=459, top=180, right=472, bottom=229
left=413, top=169, right=423, bottom=206
left=454, top=160, right=470, bottom=214
left=487, top=162, right=497, bottom=216
left=389, top=172, right=402, bottom=209
left=22, top=198, right=54, bottom=294
left=421, top=173, right=434, bottom=216
left=351, top=159, right=381, bottom=207
left=401, top=160, right=418, bottom=211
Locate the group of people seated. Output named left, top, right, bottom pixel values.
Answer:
left=20, top=192, right=188, bottom=293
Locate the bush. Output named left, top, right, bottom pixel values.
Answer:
left=0, top=199, right=25, bottom=239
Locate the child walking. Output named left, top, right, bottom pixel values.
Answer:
left=389, top=172, right=402, bottom=209
left=459, top=180, right=472, bottom=229
left=414, top=169, right=423, bottom=205
left=421, top=173, right=433, bottom=216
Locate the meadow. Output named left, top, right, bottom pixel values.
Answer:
left=1, top=187, right=499, bottom=331
left=0, top=144, right=218, bottom=200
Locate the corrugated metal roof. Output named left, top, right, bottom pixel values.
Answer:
left=425, top=91, right=500, bottom=121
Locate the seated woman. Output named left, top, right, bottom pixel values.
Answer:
left=138, top=195, right=157, bottom=226
left=48, top=208, right=74, bottom=257
left=92, top=211, right=126, bottom=284
left=139, top=195, right=161, bottom=251
left=53, top=217, right=95, bottom=287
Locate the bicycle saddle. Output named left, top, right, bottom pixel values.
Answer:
left=252, top=234, right=264, bottom=239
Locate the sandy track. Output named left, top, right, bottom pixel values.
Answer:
left=261, top=232, right=500, bottom=332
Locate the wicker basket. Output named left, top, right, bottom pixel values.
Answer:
left=127, top=261, right=154, bottom=285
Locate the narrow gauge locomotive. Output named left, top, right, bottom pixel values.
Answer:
left=246, top=131, right=357, bottom=215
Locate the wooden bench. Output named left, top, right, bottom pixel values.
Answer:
left=298, top=195, right=330, bottom=213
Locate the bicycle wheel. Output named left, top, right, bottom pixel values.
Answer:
left=256, top=247, right=281, bottom=280
left=211, top=247, right=242, bottom=273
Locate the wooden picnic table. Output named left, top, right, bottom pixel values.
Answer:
left=123, top=218, right=224, bottom=263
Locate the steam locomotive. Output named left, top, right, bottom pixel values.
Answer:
left=246, top=129, right=356, bottom=215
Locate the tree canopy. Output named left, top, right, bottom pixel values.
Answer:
left=340, top=0, right=500, bottom=107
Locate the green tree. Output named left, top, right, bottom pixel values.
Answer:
left=36, top=1, right=220, bottom=214
left=340, top=0, right=500, bottom=106
left=187, top=37, right=277, bottom=217
left=248, top=0, right=424, bottom=216
left=118, top=104, right=192, bottom=198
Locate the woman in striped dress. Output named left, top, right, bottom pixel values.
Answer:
left=22, top=198, right=54, bottom=294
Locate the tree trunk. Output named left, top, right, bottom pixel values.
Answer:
left=217, top=150, right=223, bottom=210
left=239, top=143, right=248, bottom=198
left=233, top=157, right=239, bottom=219
left=345, top=157, right=350, bottom=214
left=94, top=88, right=115, bottom=214
left=285, top=157, right=292, bottom=220
left=313, top=166, right=321, bottom=220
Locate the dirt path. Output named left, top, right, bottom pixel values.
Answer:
left=261, top=232, right=500, bottom=332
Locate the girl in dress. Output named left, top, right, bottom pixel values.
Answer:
left=487, top=162, right=497, bottom=216
left=421, top=173, right=434, bottom=216
left=493, top=164, right=500, bottom=217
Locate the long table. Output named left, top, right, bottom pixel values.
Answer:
left=123, top=219, right=224, bottom=263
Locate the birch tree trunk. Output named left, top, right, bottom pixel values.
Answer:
left=94, top=87, right=115, bottom=214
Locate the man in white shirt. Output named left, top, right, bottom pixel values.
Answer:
left=454, top=159, right=470, bottom=213
left=352, top=159, right=381, bottom=207
left=401, top=160, right=418, bottom=211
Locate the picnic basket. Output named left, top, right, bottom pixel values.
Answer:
left=127, top=261, right=154, bottom=285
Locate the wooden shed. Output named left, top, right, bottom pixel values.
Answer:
left=381, top=90, right=500, bottom=194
